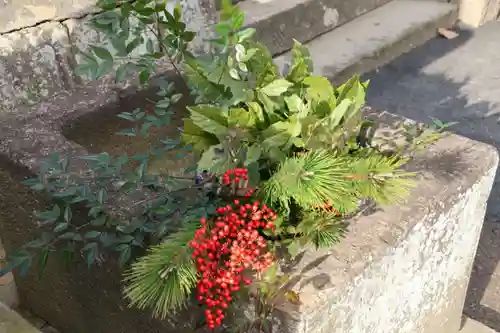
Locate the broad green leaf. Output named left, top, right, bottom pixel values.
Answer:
left=197, top=144, right=234, bottom=173
left=287, top=240, right=302, bottom=258
left=286, top=40, right=313, bottom=82
left=329, top=99, right=353, bottom=128
left=245, top=145, right=261, bottom=166
left=285, top=94, right=309, bottom=117
left=54, top=223, right=69, bottom=233
left=244, top=41, right=278, bottom=87
left=260, top=79, right=293, bottom=97
left=228, top=108, right=255, bottom=128
left=247, top=101, right=266, bottom=126
left=261, top=116, right=301, bottom=151
left=215, top=22, right=231, bottom=36
left=181, top=119, right=219, bottom=151
left=187, top=105, right=228, bottom=136
left=303, top=76, right=335, bottom=103
left=91, top=46, right=113, bottom=62
left=257, top=91, right=279, bottom=115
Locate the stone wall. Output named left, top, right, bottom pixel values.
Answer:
left=0, top=0, right=215, bottom=115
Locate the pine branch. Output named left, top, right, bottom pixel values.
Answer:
left=261, top=149, right=359, bottom=213
left=122, top=221, right=200, bottom=319
left=262, top=149, right=416, bottom=214
left=349, top=150, right=416, bottom=205
left=299, top=209, right=347, bottom=248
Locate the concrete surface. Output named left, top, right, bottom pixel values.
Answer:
left=361, top=20, right=500, bottom=332
left=458, top=0, right=500, bottom=28
left=461, top=317, right=499, bottom=333
left=0, top=302, right=40, bottom=333
left=274, top=0, right=457, bottom=84
left=240, top=0, right=393, bottom=56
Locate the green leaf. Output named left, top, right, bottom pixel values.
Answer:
left=303, top=76, right=335, bottom=104
left=64, top=206, right=72, bottom=222
left=261, top=116, right=302, bottom=151
left=245, top=145, right=261, bottom=166
left=286, top=39, right=313, bottom=82
left=117, top=112, right=135, bottom=121
left=54, top=223, right=69, bottom=233
left=181, top=120, right=219, bottom=151
left=216, top=22, right=231, bottom=36
left=97, top=188, right=107, bottom=204
left=261, top=263, right=277, bottom=282
left=260, top=79, right=293, bottom=97
left=118, top=128, right=137, bottom=136
left=83, top=242, right=99, bottom=266
left=228, top=108, right=255, bottom=128
left=247, top=101, right=266, bottom=126
left=91, top=215, right=107, bottom=227
left=285, top=94, right=309, bottom=117
left=233, top=12, right=245, bottom=30
left=197, top=144, right=234, bottom=173
left=95, top=61, right=114, bottom=79
left=91, top=46, right=113, bottom=62
left=139, top=70, right=150, bottom=84
left=24, top=239, right=46, bottom=249
left=38, top=249, right=49, bottom=278
left=59, top=232, right=76, bottom=240
left=186, top=105, right=228, bottom=136
left=228, top=68, right=240, bottom=80
left=287, top=240, right=302, bottom=258
left=118, top=245, right=132, bottom=267
left=84, top=231, right=101, bottom=239
left=236, top=28, right=256, bottom=42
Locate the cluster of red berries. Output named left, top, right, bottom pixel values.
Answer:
left=222, top=168, right=255, bottom=198
left=222, top=168, right=249, bottom=185
left=189, top=169, right=277, bottom=329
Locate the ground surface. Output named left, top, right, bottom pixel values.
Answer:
left=364, top=20, right=500, bottom=331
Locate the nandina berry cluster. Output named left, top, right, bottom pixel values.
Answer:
left=189, top=189, right=277, bottom=328
left=222, top=168, right=248, bottom=185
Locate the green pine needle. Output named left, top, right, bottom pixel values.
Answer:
left=262, top=149, right=415, bottom=213
left=122, top=222, right=199, bottom=319
left=262, top=150, right=358, bottom=213
left=299, top=209, right=347, bottom=248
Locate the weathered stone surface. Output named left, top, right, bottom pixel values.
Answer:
left=0, top=22, right=75, bottom=113
left=0, top=84, right=496, bottom=333
left=460, top=317, right=498, bottom=333
left=269, top=113, right=498, bottom=333
left=274, top=0, right=457, bottom=84
left=0, top=0, right=96, bottom=34
left=241, top=0, right=393, bottom=56
left=0, top=302, right=40, bottom=333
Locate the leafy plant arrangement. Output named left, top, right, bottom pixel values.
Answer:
left=3, top=0, right=454, bottom=332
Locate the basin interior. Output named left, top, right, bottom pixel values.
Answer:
left=62, top=85, right=197, bottom=176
